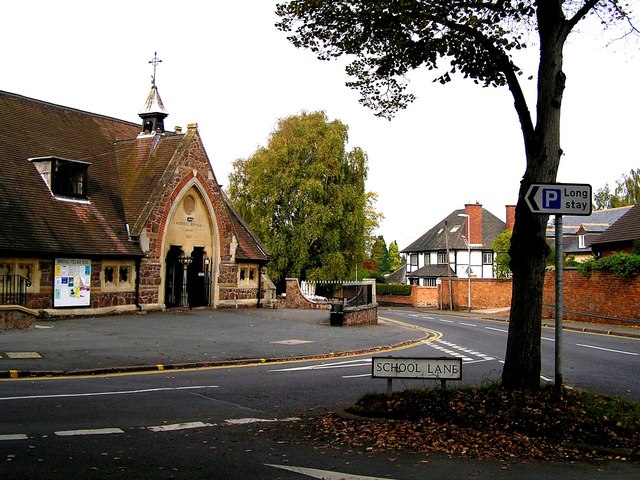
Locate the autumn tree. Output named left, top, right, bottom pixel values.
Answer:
left=276, top=1, right=636, bottom=389
left=228, top=111, right=374, bottom=286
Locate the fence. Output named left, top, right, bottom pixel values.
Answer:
left=0, top=275, right=31, bottom=307
left=300, top=280, right=374, bottom=307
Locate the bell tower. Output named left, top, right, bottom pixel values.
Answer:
left=139, top=52, right=168, bottom=134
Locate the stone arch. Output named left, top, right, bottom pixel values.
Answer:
left=159, top=178, right=221, bottom=308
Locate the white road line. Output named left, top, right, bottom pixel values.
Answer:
left=55, top=428, right=124, bottom=437
left=421, top=316, right=434, bottom=320
left=439, top=319, right=454, bottom=323
left=225, top=417, right=300, bottom=425
left=0, top=434, right=28, bottom=441
left=540, top=375, right=553, bottom=382
left=576, top=344, right=638, bottom=356
left=460, top=322, right=477, bottom=327
left=485, top=326, right=508, bottom=333
left=542, top=337, right=555, bottom=342
left=271, top=359, right=370, bottom=372
left=148, top=421, right=216, bottom=432
left=342, top=373, right=371, bottom=378
left=0, top=385, right=219, bottom=402
left=267, top=464, right=396, bottom=479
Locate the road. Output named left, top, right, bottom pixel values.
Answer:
left=0, top=309, right=638, bottom=479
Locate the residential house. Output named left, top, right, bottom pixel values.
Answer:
left=546, top=206, right=632, bottom=262
left=0, top=83, right=269, bottom=317
left=591, top=203, right=640, bottom=257
left=401, top=203, right=514, bottom=286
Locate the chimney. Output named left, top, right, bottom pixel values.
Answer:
left=505, top=205, right=516, bottom=231
left=464, top=203, right=483, bottom=246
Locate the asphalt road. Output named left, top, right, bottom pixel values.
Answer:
left=0, top=308, right=638, bottom=479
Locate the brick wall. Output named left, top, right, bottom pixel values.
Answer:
left=543, top=270, right=640, bottom=325
left=440, top=278, right=512, bottom=310
left=285, top=278, right=331, bottom=310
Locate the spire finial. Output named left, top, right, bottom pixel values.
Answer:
left=149, top=52, right=162, bottom=87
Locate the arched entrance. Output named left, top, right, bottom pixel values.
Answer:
left=161, top=185, right=218, bottom=308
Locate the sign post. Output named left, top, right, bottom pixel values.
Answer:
left=372, top=357, right=462, bottom=396
left=525, top=183, right=591, bottom=395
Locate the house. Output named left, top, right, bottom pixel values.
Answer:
left=591, top=203, right=640, bottom=257
left=546, top=206, right=632, bottom=262
left=0, top=81, right=269, bottom=317
left=401, top=203, right=513, bottom=286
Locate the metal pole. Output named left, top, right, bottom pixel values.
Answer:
left=554, top=215, right=564, bottom=395
left=467, top=216, right=471, bottom=313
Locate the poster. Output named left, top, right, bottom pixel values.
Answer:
left=54, top=258, right=91, bottom=307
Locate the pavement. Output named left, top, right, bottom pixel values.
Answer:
left=0, top=306, right=638, bottom=378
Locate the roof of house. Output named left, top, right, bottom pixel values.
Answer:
left=547, top=206, right=632, bottom=237
left=0, top=90, right=268, bottom=262
left=406, top=264, right=456, bottom=278
left=384, top=264, right=406, bottom=284
left=402, top=208, right=505, bottom=253
left=591, top=203, right=640, bottom=249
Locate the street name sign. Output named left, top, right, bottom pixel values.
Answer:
left=372, top=357, right=462, bottom=380
left=525, top=183, right=592, bottom=216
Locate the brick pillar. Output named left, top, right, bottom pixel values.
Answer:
left=464, top=203, right=483, bottom=245
left=505, top=205, right=516, bottom=231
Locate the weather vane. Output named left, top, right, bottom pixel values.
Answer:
left=149, top=52, right=162, bottom=87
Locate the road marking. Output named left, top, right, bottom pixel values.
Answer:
left=55, top=428, right=124, bottom=436
left=0, top=385, right=219, bottom=402
left=342, top=373, right=371, bottom=378
left=576, top=344, right=638, bottom=356
left=266, top=464, right=396, bottom=479
left=540, top=375, right=553, bottom=382
left=542, top=337, right=555, bottom=342
left=271, top=359, right=370, bottom=372
left=148, top=421, right=216, bottom=432
left=225, top=417, right=299, bottom=425
left=421, top=316, right=434, bottom=320
left=439, top=319, right=454, bottom=323
left=460, top=322, right=477, bottom=327
left=0, top=434, right=28, bottom=441
left=485, top=326, right=508, bottom=333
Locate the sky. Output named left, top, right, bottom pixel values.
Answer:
left=2, top=1, right=638, bottom=250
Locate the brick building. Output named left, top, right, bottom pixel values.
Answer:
left=0, top=85, right=269, bottom=317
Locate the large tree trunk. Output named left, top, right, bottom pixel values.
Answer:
left=502, top=4, right=570, bottom=389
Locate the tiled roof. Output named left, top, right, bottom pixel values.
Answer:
left=406, top=264, right=456, bottom=278
left=0, top=90, right=142, bottom=257
left=591, top=203, right=640, bottom=248
left=402, top=208, right=505, bottom=253
left=384, top=264, right=406, bottom=284
left=220, top=190, right=269, bottom=262
left=0, top=90, right=268, bottom=263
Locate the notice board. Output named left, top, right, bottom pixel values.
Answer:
left=54, top=258, right=91, bottom=307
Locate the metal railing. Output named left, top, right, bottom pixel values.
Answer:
left=0, top=275, right=31, bottom=307
left=300, top=280, right=374, bottom=308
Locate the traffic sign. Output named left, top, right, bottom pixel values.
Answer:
left=525, top=183, right=592, bottom=216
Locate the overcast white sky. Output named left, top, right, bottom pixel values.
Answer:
left=2, top=1, right=638, bottom=249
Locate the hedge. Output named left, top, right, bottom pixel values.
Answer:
left=377, top=284, right=412, bottom=296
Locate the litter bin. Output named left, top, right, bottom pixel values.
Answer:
left=330, top=301, right=344, bottom=326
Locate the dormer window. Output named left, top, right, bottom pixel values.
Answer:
left=30, top=157, right=90, bottom=200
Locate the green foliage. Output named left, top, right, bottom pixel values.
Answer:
left=370, top=235, right=390, bottom=274
left=388, top=240, right=404, bottom=273
left=491, top=229, right=512, bottom=279
left=227, top=111, right=376, bottom=283
left=578, top=252, right=640, bottom=278
left=593, top=168, right=640, bottom=210
left=377, top=284, right=412, bottom=296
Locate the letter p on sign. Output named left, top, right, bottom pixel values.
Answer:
left=543, top=188, right=561, bottom=209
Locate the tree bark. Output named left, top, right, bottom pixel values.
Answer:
left=502, top=3, right=570, bottom=389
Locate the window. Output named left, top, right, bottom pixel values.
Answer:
left=437, top=252, right=447, bottom=265
left=424, top=253, right=431, bottom=265
left=483, top=252, right=493, bottom=265
left=409, top=254, right=418, bottom=271
left=102, top=261, right=135, bottom=292
left=578, top=235, right=586, bottom=249
left=238, top=265, right=258, bottom=286
left=51, top=159, right=89, bottom=198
